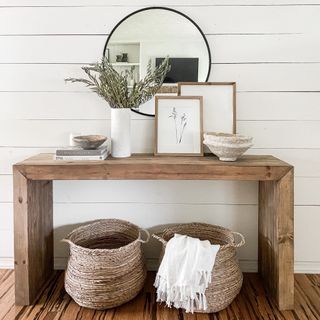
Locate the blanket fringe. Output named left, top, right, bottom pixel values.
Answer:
left=154, top=270, right=210, bottom=313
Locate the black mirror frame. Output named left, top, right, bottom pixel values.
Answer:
left=103, top=6, right=212, bottom=117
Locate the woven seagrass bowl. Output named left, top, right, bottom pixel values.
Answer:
left=153, top=222, right=245, bottom=313
left=73, top=135, right=107, bottom=149
left=63, top=219, right=150, bottom=310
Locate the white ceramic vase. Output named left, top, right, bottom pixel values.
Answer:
left=111, top=108, right=131, bottom=158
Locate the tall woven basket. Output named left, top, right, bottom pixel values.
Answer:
left=62, top=219, right=149, bottom=310
left=153, top=223, right=245, bottom=313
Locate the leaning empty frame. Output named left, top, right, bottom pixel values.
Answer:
left=178, top=82, right=236, bottom=134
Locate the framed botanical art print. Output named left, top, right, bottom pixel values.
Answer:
left=155, top=96, right=203, bottom=156
left=178, top=82, right=236, bottom=134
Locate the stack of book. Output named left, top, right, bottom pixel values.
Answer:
left=55, top=146, right=110, bottom=160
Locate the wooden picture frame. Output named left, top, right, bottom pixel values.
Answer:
left=155, top=96, right=203, bottom=156
left=178, top=82, right=236, bottom=134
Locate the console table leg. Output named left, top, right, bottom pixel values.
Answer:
left=258, top=168, right=294, bottom=310
left=13, top=169, right=53, bottom=305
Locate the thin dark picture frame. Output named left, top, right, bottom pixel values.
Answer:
left=103, top=7, right=212, bottom=117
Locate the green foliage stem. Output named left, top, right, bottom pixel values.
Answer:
left=66, top=57, right=170, bottom=109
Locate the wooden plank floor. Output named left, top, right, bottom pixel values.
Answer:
left=0, top=270, right=319, bottom=320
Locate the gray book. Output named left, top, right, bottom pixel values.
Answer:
left=56, top=146, right=108, bottom=156
left=54, top=150, right=109, bottom=161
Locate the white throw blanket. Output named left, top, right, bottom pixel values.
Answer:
left=154, top=233, right=220, bottom=313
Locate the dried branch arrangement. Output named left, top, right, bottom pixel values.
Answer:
left=66, top=57, right=170, bottom=109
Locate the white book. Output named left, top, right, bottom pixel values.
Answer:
left=54, top=150, right=109, bottom=161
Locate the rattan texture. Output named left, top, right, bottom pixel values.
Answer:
left=63, top=219, right=150, bottom=310
left=153, top=223, right=245, bottom=313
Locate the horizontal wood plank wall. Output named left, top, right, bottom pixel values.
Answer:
left=1, top=0, right=320, bottom=272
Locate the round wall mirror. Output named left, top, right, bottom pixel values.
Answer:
left=104, top=7, right=211, bottom=117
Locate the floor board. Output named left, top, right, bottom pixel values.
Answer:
left=0, top=270, right=319, bottom=320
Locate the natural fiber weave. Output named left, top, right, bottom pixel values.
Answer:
left=153, top=223, right=245, bottom=313
left=63, top=219, right=150, bottom=310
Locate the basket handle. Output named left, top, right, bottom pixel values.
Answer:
left=230, top=231, right=245, bottom=248
left=61, top=238, right=74, bottom=246
left=152, top=233, right=167, bottom=245
left=138, top=228, right=150, bottom=243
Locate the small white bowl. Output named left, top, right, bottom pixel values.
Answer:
left=204, top=132, right=253, bottom=162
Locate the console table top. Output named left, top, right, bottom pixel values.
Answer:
left=14, top=153, right=292, bottom=181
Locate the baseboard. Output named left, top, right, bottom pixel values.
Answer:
left=239, top=260, right=258, bottom=272
left=1, top=257, right=320, bottom=274
left=0, top=257, right=14, bottom=269
left=294, top=261, right=320, bottom=273
left=54, top=257, right=67, bottom=270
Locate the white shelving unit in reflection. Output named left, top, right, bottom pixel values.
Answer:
left=107, top=42, right=141, bottom=84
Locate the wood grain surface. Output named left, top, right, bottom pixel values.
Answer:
left=259, top=168, right=294, bottom=310
left=0, top=270, right=319, bottom=320
left=14, top=154, right=292, bottom=181
left=13, top=168, right=53, bottom=305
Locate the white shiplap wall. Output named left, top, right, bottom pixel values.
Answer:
left=1, top=0, right=320, bottom=272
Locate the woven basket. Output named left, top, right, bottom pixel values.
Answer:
left=153, top=223, right=245, bottom=313
left=62, top=219, right=150, bottom=310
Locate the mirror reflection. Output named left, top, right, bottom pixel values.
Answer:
left=104, top=7, right=211, bottom=116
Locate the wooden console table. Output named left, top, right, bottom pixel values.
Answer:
left=13, top=154, right=294, bottom=310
